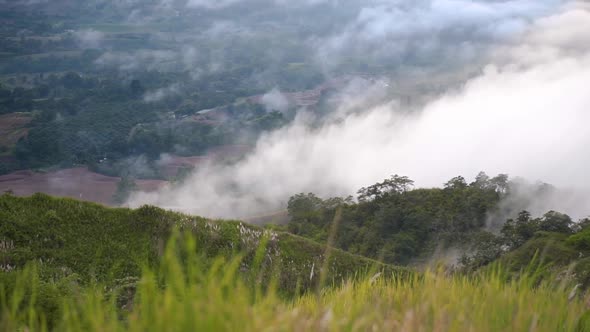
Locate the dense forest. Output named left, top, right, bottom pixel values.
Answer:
left=0, top=69, right=293, bottom=177
left=285, top=173, right=590, bottom=280
left=0, top=1, right=333, bottom=177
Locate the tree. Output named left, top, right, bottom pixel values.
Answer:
left=471, top=171, right=491, bottom=189
left=539, top=211, right=572, bottom=234
left=459, top=231, right=505, bottom=271
left=444, top=176, right=467, bottom=190
left=490, top=174, right=509, bottom=193
left=286, top=193, right=329, bottom=240
left=501, top=210, right=539, bottom=249
left=357, top=175, right=414, bottom=201
left=287, top=193, right=323, bottom=221
left=575, top=218, right=590, bottom=232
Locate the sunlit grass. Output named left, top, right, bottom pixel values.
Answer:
left=2, top=233, right=590, bottom=332
left=293, top=268, right=587, bottom=331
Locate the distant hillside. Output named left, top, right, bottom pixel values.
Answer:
left=285, top=173, right=507, bottom=265
left=0, top=193, right=406, bottom=293
left=284, top=173, right=590, bottom=290
left=493, top=230, right=590, bottom=287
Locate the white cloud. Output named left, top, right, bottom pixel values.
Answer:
left=143, top=84, right=182, bottom=103
left=186, top=0, right=243, bottom=9
left=261, top=88, right=289, bottom=113
left=73, top=29, right=105, bottom=49
left=185, top=0, right=333, bottom=9
left=314, top=0, right=562, bottom=70
left=95, top=50, right=177, bottom=72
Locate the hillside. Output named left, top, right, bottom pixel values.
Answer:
left=2, top=194, right=590, bottom=331
left=0, top=193, right=406, bottom=291
left=493, top=230, right=590, bottom=288
left=283, top=173, right=590, bottom=289
left=285, top=173, right=507, bottom=265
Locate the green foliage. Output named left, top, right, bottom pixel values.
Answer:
left=286, top=173, right=585, bottom=271
left=572, top=257, right=590, bottom=289
left=0, top=193, right=160, bottom=283
left=459, top=231, right=505, bottom=271
left=4, top=70, right=296, bottom=176
left=0, top=194, right=403, bottom=294
left=0, top=0, right=352, bottom=177
left=0, top=195, right=409, bottom=327
left=539, top=211, right=574, bottom=234
left=357, top=175, right=414, bottom=202
left=1, top=248, right=588, bottom=331
left=287, top=173, right=502, bottom=265
left=498, top=232, right=578, bottom=273
left=501, top=210, right=573, bottom=250
left=567, top=228, right=590, bottom=251
left=287, top=193, right=352, bottom=243
left=501, top=211, right=540, bottom=249
left=1, top=192, right=590, bottom=330
left=0, top=265, right=80, bottom=330
left=0, top=85, right=34, bottom=114
left=459, top=211, right=590, bottom=287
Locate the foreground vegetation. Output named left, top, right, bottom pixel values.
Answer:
left=0, top=193, right=404, bottom=292
left=2, top=240, right=589, bottom=331
left=4, top=191, right=590, bottom=331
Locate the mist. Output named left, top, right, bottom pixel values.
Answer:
left=313, top=0, right=563, bottom=71
left=128, top=1, right=590, bottom=221
left=261, top=88, right=289, bottom=113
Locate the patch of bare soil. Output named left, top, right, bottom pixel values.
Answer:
left=0, top=112, right=32, bottom=148
left=0, top=167, right=165, bottom=206
left=158, top=145, right=251, bottom=178
left=0, top=145, right=251, bottom=205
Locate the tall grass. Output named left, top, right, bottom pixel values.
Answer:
left=1, top=232, right=590, bottom=332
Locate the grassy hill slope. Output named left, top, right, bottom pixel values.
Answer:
left=0, top=193, right=406, bottom=292
left=495, top=230, right=590, bottom=288
left=2, top=193, right=590, bottom=331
